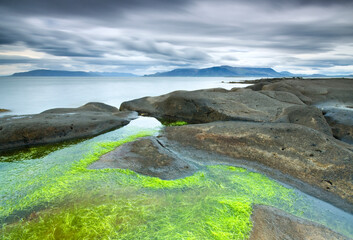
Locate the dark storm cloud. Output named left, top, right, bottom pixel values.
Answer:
left=0, top=0, right=352, bottom=74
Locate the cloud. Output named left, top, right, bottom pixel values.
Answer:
left=0, top=0, right=352, bottom=75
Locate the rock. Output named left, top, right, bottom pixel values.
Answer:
left=248, top=78, right=353, bottom=105
left=88, top=136, right=198, bottom=180
left=323, top=107, right=353, bottom=144
left=278, top=105, right=333, bottom=135
left=0, top=109, right=10, bottom=113
left=163, top=121, right=353, bottom=213
left=249, top=205, right=349, bottom=240
left=0, top=102, right=137, bottom=151
left=121, top=88, right=332, bottom=132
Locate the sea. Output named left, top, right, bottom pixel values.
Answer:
left=0, top=76, right=254, bottom=116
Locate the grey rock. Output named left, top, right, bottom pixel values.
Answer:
left=163, top=121, right=353, bottom=213
left=120, top=88, right=331, bottom=135
left=0, top=102, right=137, bottom=151
left=249, top=205, right=350, bottom=240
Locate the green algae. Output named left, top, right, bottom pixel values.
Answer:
left=161, top=120, right=188, bottom=126
left=0, top=139, right=86, bottom=162
left=1, top=121, right=352, bottom=239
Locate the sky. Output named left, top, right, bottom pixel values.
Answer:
left=0, top=0, right=353, bottom=76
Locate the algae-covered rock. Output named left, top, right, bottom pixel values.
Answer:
left=249, top=205, right=349, bottom=240
left=0, top=102, right=137, bottom=151
left=163, top=121, right=353, bottom=213
left=88, top=136, right=198, bottom=180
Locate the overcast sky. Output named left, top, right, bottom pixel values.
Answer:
left=0, top=0, right=352, bottom=75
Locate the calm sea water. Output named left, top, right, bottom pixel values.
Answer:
left=0, top=76, right=254, bottom=116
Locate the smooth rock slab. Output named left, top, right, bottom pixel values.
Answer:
left=0, top=102, right=137, bottom=151
left=249, top=205, right=350, bottom=240
left=163, top=121, right=353, bottom=213
left=88, top=136, right=198, bottom=179
left=120, top=88, right=332, bottom=135
left=248, top=78, right=353, bottom=105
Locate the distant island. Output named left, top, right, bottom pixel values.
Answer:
left=9, top=67, right=352, bottom=78
left=144, top=65, right=334, bottom=77
left=11, top=69, right=138, bottom=77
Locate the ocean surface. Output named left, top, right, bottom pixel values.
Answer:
left=0, top=76, right=254, bottom=116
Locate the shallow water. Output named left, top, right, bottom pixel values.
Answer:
left=1, top=117, right=352, bottom=239
left=0, top=76, right=253, bottom=116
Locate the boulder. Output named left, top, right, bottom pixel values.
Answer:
left=120, top=88, right=332, bottom=135
left=248, top=78, right=353, bottom=105
left=323, top=107, right=353, bottom=144
left=0, top=102, right=137, bottom=151
left=162, top=121, right=353, bottom=213
left=249, top=205, right=349, bottom=240
left=88, top=136, right=198, bottom=180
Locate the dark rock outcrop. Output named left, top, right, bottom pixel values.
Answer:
left=163, top=121, right=353, bottom=213
left=247, top=78, right=353, bottom=105
left=249, top=205, right=350, bottom=240
left=120, top=88, right=332, bottom=135
left=0, top=102, right=137, bottom=151
left=88, top=136, right=198, bottom=179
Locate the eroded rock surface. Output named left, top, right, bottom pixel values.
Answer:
left=88, top=136, right=198, bottom=179
left=163, top=121, right=353, bottom=212
left=0, top=102, right=137, bottom=151
left=249, top=205, right=350, bottom=240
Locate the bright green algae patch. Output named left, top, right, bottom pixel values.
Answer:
left=1, top=118, right=352, bottom=239
left=161, top=120, right=188, bottom=126
left=1, top=163, right=298, bottom=240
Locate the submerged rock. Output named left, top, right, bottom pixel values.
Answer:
left=88, top=136, right=198, bottom=180
left=0, top=102, right=137, bottom=151
left=163, top=121, right=353, bottom=213
left=249, top=205, right=349, bottom=240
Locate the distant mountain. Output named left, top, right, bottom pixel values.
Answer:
left=11, top=69, right=137, bottom=77
left=145, top=66, right=287, bottom=77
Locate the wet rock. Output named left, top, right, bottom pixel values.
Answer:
left=0, top=109, right=10, bottom=113
left=88, top=136, right=198, bottom=180
left=163, top=121, right=353, bottom=212
left=249, top=205, right=349, bottom=240
left=0, top=102, right=137, bottom=151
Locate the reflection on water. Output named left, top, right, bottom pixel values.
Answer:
left=0, top=76, right=254, bottom=116
left=0, top=117, right=352, bottom=239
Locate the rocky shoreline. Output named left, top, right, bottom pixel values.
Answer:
left=0, top=102, right=137, bottom=151
left=1, top=78, right=352, bottom=239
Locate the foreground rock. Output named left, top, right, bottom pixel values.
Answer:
left=162, top=121, right=353, bottom=213
left=249, top=205, right=349, bottom=240
left=120, top=88, right=332, bottom=135
left=88, top=136, right=198, bottom=179
left=0, top=102, right=137, bottom=151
